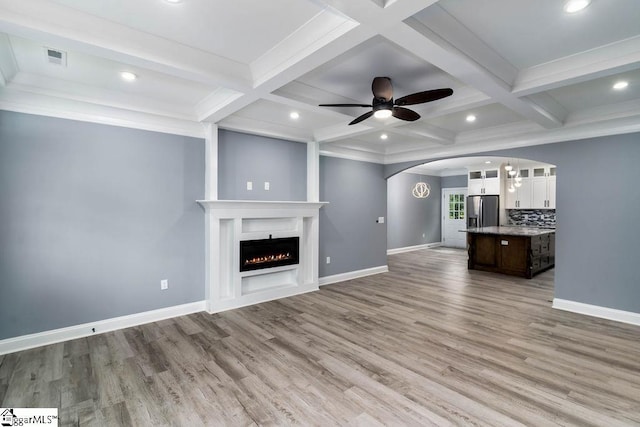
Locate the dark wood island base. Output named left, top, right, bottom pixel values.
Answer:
left=466, top=226, right=555, bottom=279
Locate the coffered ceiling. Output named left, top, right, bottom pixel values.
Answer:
left=1, top=0, right=639, bottom=164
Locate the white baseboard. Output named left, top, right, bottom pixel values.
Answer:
left=0, top=301, right=206, bottom=355
left=319, top=265, right=388, bottom=286
left=387, top=242, right=442, bottom=255
left=553, top=298, right=640, bottom=326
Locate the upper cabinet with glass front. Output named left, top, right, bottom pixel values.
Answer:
left=531, top=166, right=556, bottom=209
left=468, top=168, right=500, bottom=195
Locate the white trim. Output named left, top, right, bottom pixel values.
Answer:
left=319, top=265, right=388, bottom=286
left=552, top=298, right=640, bottom=327
left=209, top=285, right=318, bottom=314
left=0, top=301, right=206, bottom=355
left=387, top=242, right=442, bottom=255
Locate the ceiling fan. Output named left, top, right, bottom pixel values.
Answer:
left=319, top=77, right=453, bottom=125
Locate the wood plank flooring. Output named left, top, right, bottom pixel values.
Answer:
left=2, top=248, right=640, bottom=426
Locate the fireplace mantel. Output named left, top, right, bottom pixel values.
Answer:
left=197, top=200, right=328, bottom=211
left=198, top=199, right=328, bottom=313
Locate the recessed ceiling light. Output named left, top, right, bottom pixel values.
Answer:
left=120, top=71, right=137, bottom=82
left=466, top=114, right=476, bottom=123
left=289, top=111, right=299, bottom=120
left=485, top=161, right=491, bottom=164
left=380, top=133, right=388, bottom=140
left=564, top=0, right=591, bottom=13
left=164, top=0, right=182, bottom=3
left=613, top=81, right=629, bottom=90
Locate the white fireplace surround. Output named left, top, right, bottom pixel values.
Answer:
left=197, top=200, right=328, bottom=313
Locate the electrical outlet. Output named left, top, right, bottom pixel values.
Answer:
left=422, top=233, right=425, bottom=238
left=326, top=256, right=331, bottom=264
left=264, top=181, right=270, bottom=190
left=377, top=216, right=385, bottom=224
left=161, top=279, right=168, bottom=290
left=246, top=181, right=253, bottom=190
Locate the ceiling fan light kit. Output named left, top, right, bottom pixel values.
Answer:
left=319, top=77, right=453, bottom=125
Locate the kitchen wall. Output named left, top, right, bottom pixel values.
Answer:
left=387, top=173, right=441, bottom=250
left=319, top=156, right=387, bottom=277
left=0, top=111, right=205, bottom=340
left=441, top=174, right=467, bottom=188
left=385, top=132, right=640, bottom=315
left=218, top=129, right=307, bottom=201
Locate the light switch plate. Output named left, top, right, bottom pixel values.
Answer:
left=378, top=216, right=385, bottom=224
left=264, top=182, right=270, bottom=190
left=246, top=181, right=253, bottom=190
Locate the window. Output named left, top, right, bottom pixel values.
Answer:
left=449, top=193, right=465, bottom=220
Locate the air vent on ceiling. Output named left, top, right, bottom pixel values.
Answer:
left=44, top=47, right=67, bottom=67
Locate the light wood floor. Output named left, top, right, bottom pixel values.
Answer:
left=2, top=248, right=640, bottom=426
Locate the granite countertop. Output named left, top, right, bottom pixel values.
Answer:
left=462, top=226, right=556, bottom=236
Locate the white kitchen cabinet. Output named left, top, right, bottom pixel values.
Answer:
left=505, top=168, right=529, bottom=209
left=506, top=178, right=532, bottom=209
left=531, top=166, right=556, bottom=209
left=468, top=168, right=500, bottom=195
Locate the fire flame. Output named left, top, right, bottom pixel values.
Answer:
left=244, top=252, right=292, bottom=265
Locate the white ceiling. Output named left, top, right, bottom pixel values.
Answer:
left=1, top=0, right=639, bottom=164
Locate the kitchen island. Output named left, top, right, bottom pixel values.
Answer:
left=465, top=226, right=555, bottom=279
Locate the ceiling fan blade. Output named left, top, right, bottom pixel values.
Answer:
left=372, top=77, right=393, bottom=101
left=349, top=111, right=374, bottom=125
left=319, top=103, right=372, bottom=107
left=392, top=107, right=420, bottom=122
left=395, top=88, right=453, bottom=106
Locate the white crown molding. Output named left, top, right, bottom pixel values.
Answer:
left=195, top=87, right=246, bottom=122
left=0, top=33, right=18, bottom=86
left=0, top=88, right=205, bottom=138
left=319, top=146, right=385, bottom=164
left=250, top=7, right=358, bottom=88
left=553, top=298, right=640, bottom=327
left=319, top=265, right=388, bottom=286
left=514, top=35, right=640, bottom=96
left=10, top=74, right=198, bottom=121
left=0, top=0, right=252, bottom=91
left=384, top=112, right=640, bottom=165
left=219, top=115, right=312, bottom=143
left=0, top=301, right=206, bottom=355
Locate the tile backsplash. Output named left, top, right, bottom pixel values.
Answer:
left=507, top=209, right=556, bottom=227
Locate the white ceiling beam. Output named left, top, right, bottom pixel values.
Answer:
left=394, top=19, right=563, bottom=129
left=513, top=36, right=640, bottom=96
left=0, top=33, right=17, bottom=86
left=0, top=0, right=252, bottom=91
left=250, top=7, right=359, bottom=88
left=0, top=87, right=204, bottom=138
left=218, top=115, right=312, bottom=143
left=415, top=86, right=493, bottom=120
left=319, top=0, right=440, bottom=27
left=201, top=24, right=375, bottom=122
left=411, top=4, right=518, bottom=87
left=392, top=123, right=455, bottom=144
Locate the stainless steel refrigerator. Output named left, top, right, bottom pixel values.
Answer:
left=467, top=195, right=499, bottom=228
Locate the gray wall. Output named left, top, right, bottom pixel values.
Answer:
left=319, top=156, right=387, bottom=277
left=0, top=111, right=205, bottom=340
left=386, top=133, right=640, bottom=314
left=489, top=134, right=640, bottom=313
left=442, top=174, right=467, bottom=188
left=387, top=173, right=441, bottom=250
left=218, top=129, right=306, bottom=201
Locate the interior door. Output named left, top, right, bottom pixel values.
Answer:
left=442, top=188, right=468, bottom=248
